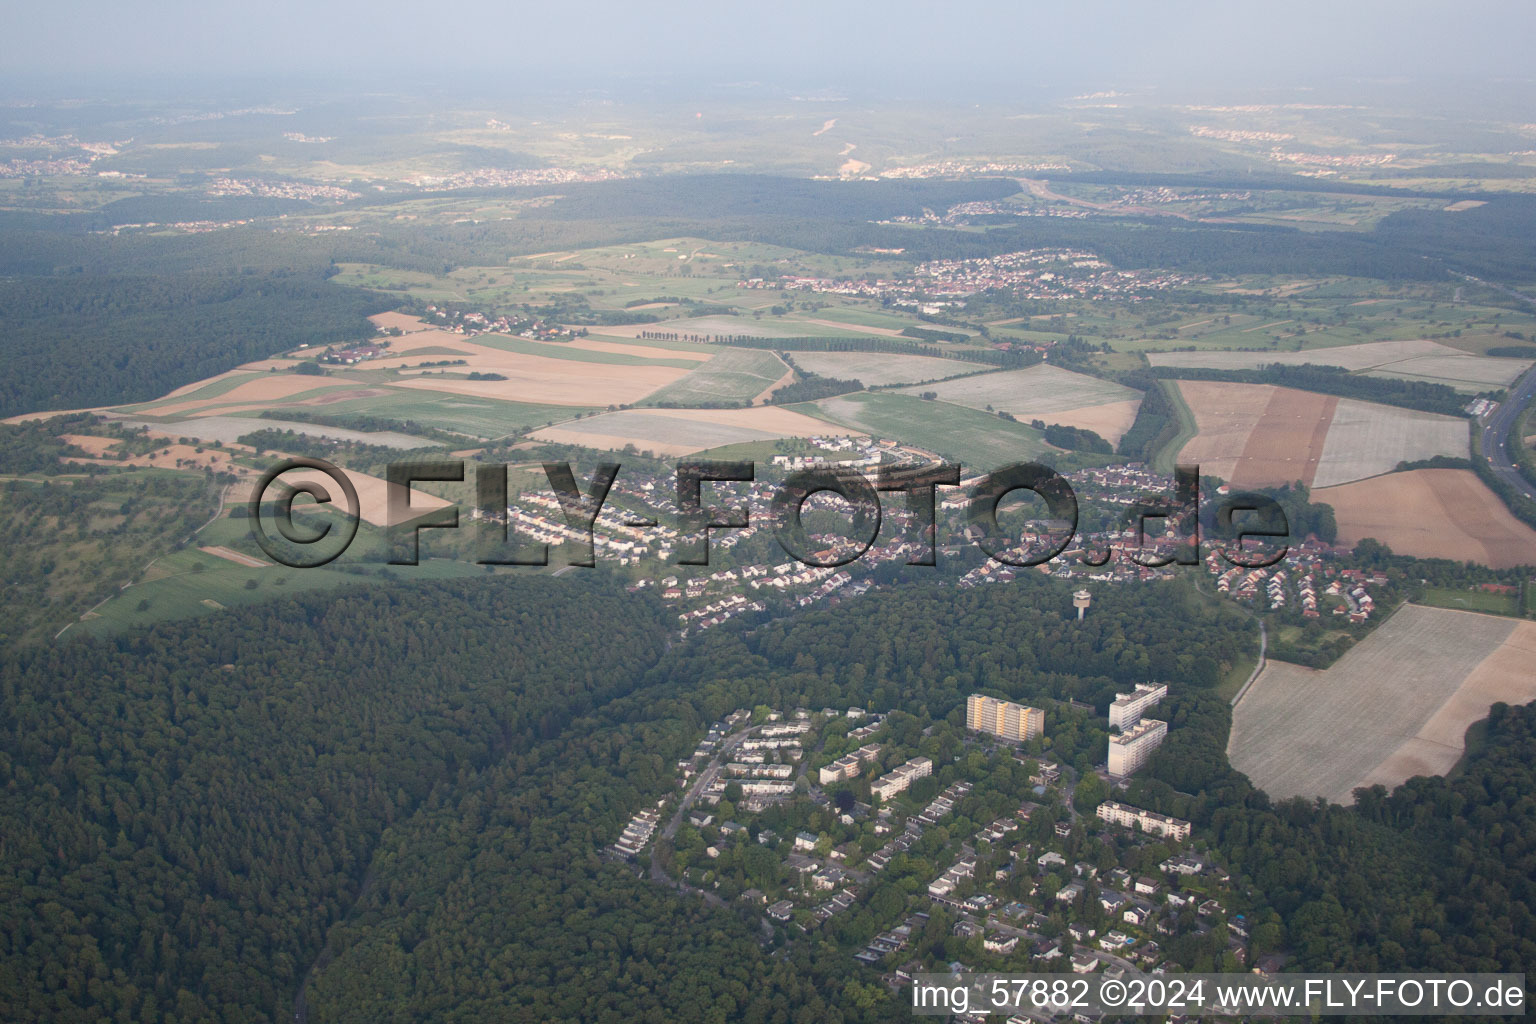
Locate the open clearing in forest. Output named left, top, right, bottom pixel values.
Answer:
left=1230, top=606, right=1536, bottom=805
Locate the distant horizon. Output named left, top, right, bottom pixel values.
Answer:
left=6, top=1, right=1536, bottom=98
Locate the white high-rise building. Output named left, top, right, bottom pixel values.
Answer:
left=1108, top=683, right=1168, bottom=731
left=1108, top=719, right=1167, bottom=777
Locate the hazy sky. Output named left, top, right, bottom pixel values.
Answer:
left=7, top=1, right=1536, bottom=92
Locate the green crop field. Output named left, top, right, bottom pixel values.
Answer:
left=295, top=390, right=594, bottom=439
left=894, top=364, right=1140, bottom=417
left=1418, top=586, right=1524, bottom=617
left=640, top=348, right=788, bottom=406
left=798, top=391, right=1051, bottom=469
left=1153, top=380, right=1199, bottom=475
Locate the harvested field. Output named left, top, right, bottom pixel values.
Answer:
left=1175, top=382, right=1336, bottom=487
left=1148, top=338, right=1533, bottom=391
left=640, top=349, right=789, bottom=406
left=1311, top=399, right=1468, bottom=487
left=787, top=351, right=978, bottom=386
left=58, top=434, right=121, bottom=456
left=1316, top=469, right=1536, bottom=568
left=894, top=365, right=1142, bottom=442
left=368, top=311, right=435, bottom=334
left=236, top=464, right=452, bottom=528
left=530, top=406, right=845, bottom=456
left=394, top=356, right=686, bottom=406
left=1361, top=620, right=1536, bottom=788
left=109, top=415, right=432, bottom=449
left=139, top=375, right=365, bottom=417
left=1230, top=606, right=1536, bottom=805
left=1177, top=383, right=1468, bottom=488
left=597, top=316, right=865, bottom=339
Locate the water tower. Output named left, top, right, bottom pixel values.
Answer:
left=1072, top=589, right=1092, bottom=620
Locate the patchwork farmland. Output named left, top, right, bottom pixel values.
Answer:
left=1148, top=338, right=1533, bottom=391
left=1175, top=381, right=1467, bottom=488
left=1230, top=605, right=1536, bottom=805
left=1315, top=468, right=1536, bottom=569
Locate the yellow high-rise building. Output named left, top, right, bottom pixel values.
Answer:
left=966, top=693, right=1044, bottom=742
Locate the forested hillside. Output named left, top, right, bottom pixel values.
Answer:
left=1, top=563, right=1531, bottom=1021
left=0, top=272, right=386, bottom=418
left=0, top=579, right=670, bottom=1023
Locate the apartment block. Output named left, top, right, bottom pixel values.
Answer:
left=818, top=743, right=883, bottom=786
left=1108, top=682, right=1168, bottom=730
left=1096, top=800, right=1192, bottom=841
left=1107, top=718, right=1167, bottom=777
left=966, top=693, right=1045, bottom=742
left=871, top=756, right=933, bottom=801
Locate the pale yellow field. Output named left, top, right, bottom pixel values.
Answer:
left=1230, top=604, right=1531, bottom=805
left=1049, top=398, right=1143, bottom=445
left=148, top=374, right=370, bottom=417
left=1362, top=620, right=1536, bottom=788
left=232, top=464, right=452, bottom=528
left=1316, top=468, right=1536, bottom=569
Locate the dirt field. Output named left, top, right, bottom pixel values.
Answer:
left=530, top=406, right=849, bottom=455
left=59, top=433, right=123, bottom=456
left=369, top=311, right=436, bottom=334
left=1176, top=382, right=1336, bottom=487
left=1315, top=468, right=1536, bottom=568
left=1229, top=604, right=1525, bottom=805
left=64, top=443, right=244, bottom=474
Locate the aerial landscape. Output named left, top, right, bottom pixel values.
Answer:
left=1, top=2, right=1535, bottom=1021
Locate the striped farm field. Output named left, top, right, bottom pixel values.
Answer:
left=639, top=348, right=790, bottom=406
left=787, top=351, right=978, bottom=386
left=529, top=406, right=847, bottom=456
left=893, top=365, right=1144, bottom=444
left=1175, top=381, right=1467, bottom=488
left=1230, top=605, right=1536, bottom=805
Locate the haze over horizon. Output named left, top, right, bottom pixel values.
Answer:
left=6, top=0, right=1535, bottom=100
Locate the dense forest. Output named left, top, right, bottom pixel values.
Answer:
left=1, top=563, right=1533, bottom=1020
left=0, top=272, right=387, bottom=418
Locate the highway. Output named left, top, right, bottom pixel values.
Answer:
left=1479, top=361, right=1536, bottom=505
